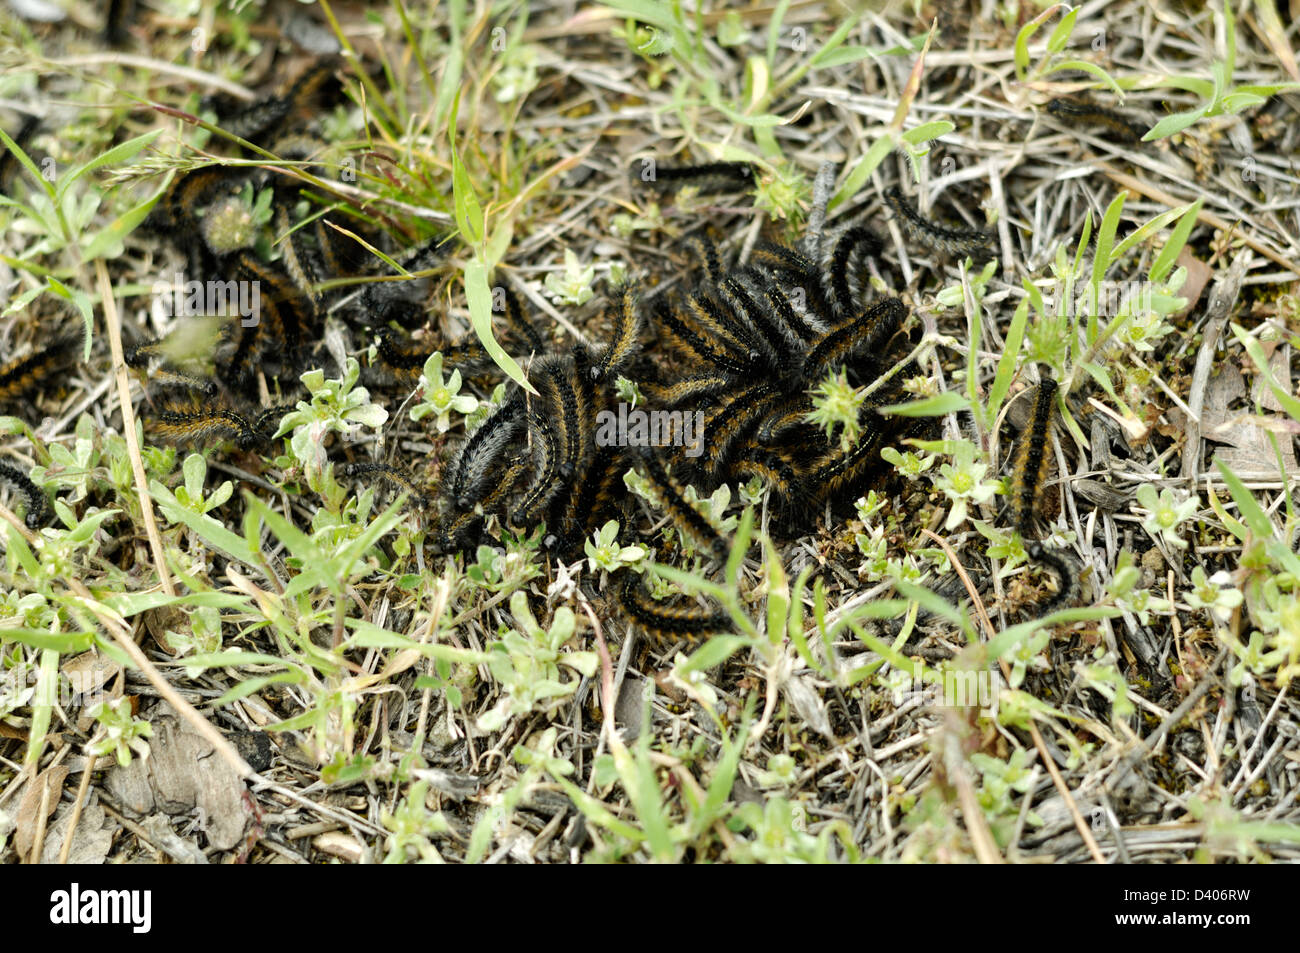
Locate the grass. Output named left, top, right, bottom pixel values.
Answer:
left=1, top=0, right=1299, bottom=864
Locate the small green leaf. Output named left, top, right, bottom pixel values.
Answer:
left=878, top=392, right=970, bottom=417
left=465, top=258, right=534, bottom=393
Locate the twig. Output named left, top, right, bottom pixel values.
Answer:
left=95, top=259, right=177, bottom=603
left=57, top=755, right=100, bottom=865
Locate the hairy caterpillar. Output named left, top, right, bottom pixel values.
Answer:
left=338, top=462, right=433, bottom=509
left=0, top=460, right=50, bottom=528
left=636, top=451, right=731, bottom=560
left=1008, top=375, right=1082, bottom=614
left=1010, top=377, right=1058, bottom=537
left=620, top=572, right=732, bottom=645
left=1024, top=542, right=1082, bottom=615
left=637, top=161, right=756, bottom=192
left=1046, top=97, right=1146, bottom=145
left=0, top=336, right=76, bottom=404
left=883, top=186, right=993, bottom=259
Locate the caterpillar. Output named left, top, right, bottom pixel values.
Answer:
left=337, top=461, right=433, bottom=509
left=827, top=226, right=885, bottom=318
left=1010, top=376, right=1058, bottom=537
left=151, top=404, right=287, bottom=451
left=105, top=0, right=137, bottom=46
left=0, top=114, right=41, bottom=196
left=802, top=295, right=904, bottom=377
left=619, top=572, right=733, bottom=645
left=0, top=336, right=76, bottom=404
left=219, top=58, right=346, bottom=145
left=595, top=284, right=642, bottom=380
left=680, top=235, right=723, bottom=282
left=1006, top=376, right=1082, bottom=615
left=1046, top=97, right=1146, bottom=145
left=1024, top=542, right=1082, bottom=615
left=636, top=160, right=756, bottom=192
left=636, top=451, right=731, bottom=560
left=0, top=460, right=50, bottom=529
left=883, top=186, right=993, bottom=259
left=445, top=394, right=526, bottom=509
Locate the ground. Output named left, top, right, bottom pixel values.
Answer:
left=0, top=0, right=1299, bottom=864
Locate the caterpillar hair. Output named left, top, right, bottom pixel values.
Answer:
left=0, top=114, right=41, bottom=195
left=433, top=457, right=529, bottom=555
left=643, top=374, right=731, bottom=406
left=802, top=296, right=905, bottom=377
left=637, top=160, right=756, bottom=192
left=748, top=242, right=835, bottom=322
left=105, top=0, right=137, bottom=46
left=827, top=226, right=885, bottom=318
left=284, top=58, right=346, bottom=119
left=0, top=336, right=76, bottom=404
left=447, top=395, right=525, bottom=509
left=338, top=461, right=432, bottom=509
left=756, top=399, right=812, bottom=445
left=1024, top=542, right=1081, bottom=615
left=681, top=235, right=723, bottom=283
left=220, top=59, right=345, bottom=145
left=150, top=367, right=219, bottom=398
left=0, top=460, right=50, bottom=529
left=747, top=268, right=820, bottom=346
left=883, top=186, right=993, bottom=259
left=697, top=380, right=781, bottom=482
left=620, top=572, right=732, bottom=645
left=596, top=284, right=642, bottom=380
left=510, top=411, right=563, bottom=528
left=251, top=404, right=298, bottom=439
left=1046, top=97, right=1146, bottom=145
left=532, top=355, right=582, bottom=480
left=716, top=275, right=790, bottom=374
left=552, top=443, right=625, bottom=553
left=806, top=416, right=889, bottom=507
left=637, top=451, right=731, bottom=561
left=1010, top=376, right=1058, bottom=537
left=730, top=449, right=802, bottom=508
left=150, top=166, right=244, bottom=235
left=375, top=329, right=487, bottom=378
left=653, top=296, right=751, bottom=377
left=152, top=407, right=259, bottom=449
left=569, top=345, right=600, bottom=477
left=275, top=204, right=322, bottom=309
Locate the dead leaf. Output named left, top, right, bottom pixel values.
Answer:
left=614, top=674, right=652, bottom=741
left=784, top=673, right=834, bottom=742
left=1172, top=247, right=1212, bottom=319
left=40, top=794, right=113, bottom=864
left=1201, top=361, right=1298, bottom=477
left=14, top=764, right=68, bottom=859
left=61, top=651, right=121, bottom=700
left=103, top=702, right=250, bottom=851
left=141, top=605, right=185, bottom=655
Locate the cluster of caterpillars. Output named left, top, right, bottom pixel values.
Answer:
left=353, top=164, right=941, bottom=641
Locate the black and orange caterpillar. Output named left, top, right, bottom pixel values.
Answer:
left=1007, top=374, right=1081, bottom=615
